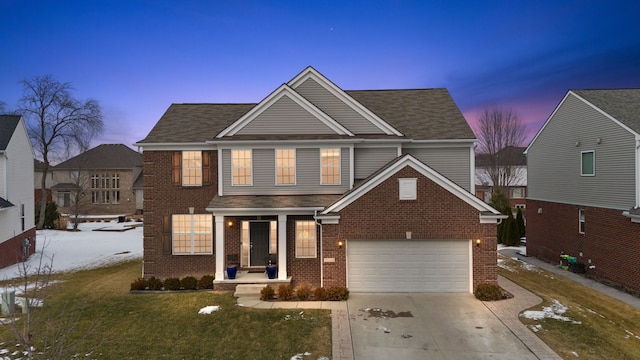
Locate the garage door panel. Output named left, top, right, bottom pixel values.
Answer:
left=347, top=239, right=470, bottom=293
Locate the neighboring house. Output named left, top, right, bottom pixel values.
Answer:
left=475, top=146, right=527, bottom=209
left=34, top=159, right=53, bottom=205
left=135, top=67, right=505, bottom=293
left=51, top=144, right=142, bottom=216
left=0, top=115, right=36, bottom=269
left=525, top=89, right=640, bottom=294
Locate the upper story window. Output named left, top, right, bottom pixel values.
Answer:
left=510, top=187, right=525, bottom=199
left=320, top=148, right=340, bottom=185
left=232, top=149, right=252, bottom=186
left=275, top=149, right=296, bottom=185
left=91, top=172, right=120, bottom=204
left=579, top=209, right=585, bottom=234
left=182, top=151, right=203, bottom=186
left=581, top=151, right=595, bottom=176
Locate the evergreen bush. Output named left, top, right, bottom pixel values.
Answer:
left=130, top=278, right=147, bottom=291
left=474, top=283, right=503, bottom=301
left=198, top=275, right=214, bottom=289
left=163, top=277, right=181, bottom=291
left=325, top=286, right=349, bottom=301
left=312, top=287, right=327, bottom=301
left=295, top=283, right=312, bottom=301
left=147, top=277, right=163, bottom=290
left=181, top=276, right=197, bottom=290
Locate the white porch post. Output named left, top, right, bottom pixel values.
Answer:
left=214, top=215, right=225, bottom=280
left=277, top=214, right=287, bottom=280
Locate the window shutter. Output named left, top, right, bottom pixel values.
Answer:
left=202, top=151, right=211, bottom=185
left=162, top=215, right=172, bottom=255
left=172, top=152, right=181, bottom=185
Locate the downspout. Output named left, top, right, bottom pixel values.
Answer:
left=314, top=210, right=323, bottom=288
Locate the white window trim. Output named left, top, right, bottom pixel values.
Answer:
left=320, top=148, right=341, bottom=185
left=275, top=148, right=296, bottom=186
left=231, top=149, right=253, bottom=186
left=173, top=214, right=213, bottom=255
left=399, top=178, right=417, bottom=200
left=581, top=150, right=595, bottom=177
left=295, top=220, right=317, bottom=258
left=579, top=209, right=585, bottom=234
left=182, top=151, right=203, bottom=186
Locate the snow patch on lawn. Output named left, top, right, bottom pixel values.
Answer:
left=198, top=305, right=221, bottom=314
left=521, top=299, right=582, bottom=324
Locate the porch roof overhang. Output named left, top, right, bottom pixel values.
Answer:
left=206, top=194, right=341, bottom=216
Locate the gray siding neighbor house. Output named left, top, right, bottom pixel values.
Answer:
left=525, top=89, right=640, bottom=294
left=135, top=66, right=505, bottom=293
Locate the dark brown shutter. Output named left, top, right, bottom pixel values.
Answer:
left=202, top=151, right=211, bottom=185
left=172, top=152, right=181, bottom=185
left=162, top=214, right=172, bottom=255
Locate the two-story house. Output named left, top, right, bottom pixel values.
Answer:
left=51, top=144, right=142, bottom=216
left=525, top=89, right=640, bottom=294
left=0, top=115, right=36, bottom=269
left=136, top=67, right=505, bottom=293
left=475, top=146, right=527, bottom=209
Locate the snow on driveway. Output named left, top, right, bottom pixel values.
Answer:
left=0, top=221, right=143, bottom=281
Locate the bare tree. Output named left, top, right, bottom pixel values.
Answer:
left=475, top=108, right=527, bottom=192
left=19, top=75, right=103, bottom=229
left=0, top=100, right=7, bottom=112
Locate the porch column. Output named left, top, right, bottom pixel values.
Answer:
left=214, top=215, right=225, bottom=280
left=277, top=214, right=287, bottom=279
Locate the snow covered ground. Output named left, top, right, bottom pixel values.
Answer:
left=0, top=221, right=143, bottom=281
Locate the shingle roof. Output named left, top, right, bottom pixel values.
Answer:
left=573, top=89, right=640, bottom=134
left=475, top=146, right=527, bottom=167
left=207, top=194, right=342, bottom=210
left=345, top=89, right=475, bottom=140
left=137, top=89, right=474, bottom=144
left=50, top=183, right=81, bottom=190
left=34, top=159, right=46, bottom=171
left=0, top=196, right=14, bottom=209
left=132, top=171, right=143, bottom=190
left=0, top=115, right=21, bottom=151
left=54, top=144, right=142, bottom=170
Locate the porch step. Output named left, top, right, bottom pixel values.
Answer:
left=234, top=284, right=266, bottom=297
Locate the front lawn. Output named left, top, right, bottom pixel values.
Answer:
left=499, top=254, right=640, bottom=359
left=0, top=260, right=332, bottom=359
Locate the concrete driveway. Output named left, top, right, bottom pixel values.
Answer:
left=347, top=293, right=537, bottom=359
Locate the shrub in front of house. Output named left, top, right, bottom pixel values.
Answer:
left=163, top=277, right=181, bottom=291
left=181, top=276, right=198, bottom=290
left=260, top=285, right=275, bottom=301
left=295, top=283, right=312, bottom=301
left=277, top=284, right=294, bottom=300
left=474, top=283, right=503, bottom=301
left=147, top=277, right=163, bottom=291
left=198, top=275, right=214, bottom=289
left=313, top=287, right=327, bottom=301
left=326, top=286, right=349, bottom=301
left=130, top=278, right=147, bottom=291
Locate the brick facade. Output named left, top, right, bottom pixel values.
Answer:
left=142, top=150, right=217, bottom=279
left=0, top=227, right=36, bottom=269
left=527, top=199, right=640, bottom=294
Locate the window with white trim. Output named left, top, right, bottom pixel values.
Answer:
left=182, top=151, right=202, bottom=186
left=57, top=192, right=71, bottom=207
left=90, top=172, right=120, bottom=204
left=581, top=151, right=595, bottom=176
left=172, top=214, right=213, bottom=254
left=579, top=209, right=585, bottom=234
left=399, top=178, right=417, bottom=200
left=320, top=148, right=340, bottom=185
left=510, top=187, right=525, bottom=199
left=295, top=221, right=317, bottom=258
left=20, top=204, right=25, bottom=231
left=275, top=149, right=296, bottom=185
left=232, top=149, right=252, bottom=185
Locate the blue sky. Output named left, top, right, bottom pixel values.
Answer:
left=1, top=0, right=639, bottom=150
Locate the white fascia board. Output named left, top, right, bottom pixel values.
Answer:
left=403, top=139, right=476, bottom=148
left=322, top=154, right=502, bottom=215
left=480, top=213, right=508, bottom=224
left=636, top=138, right=640, bottom=207
left=314, top=214, right=340, bottom=224
left=216, top=84, right=354, bottom=138
left=207, top=207, right=323, bottom=216
left=208, top=138, right=362, bottom=148
left=469, top=146, right=476, bottom=195
left=355, top=139, right=411, bottom=148
left=525, top=91, right=573, bottom=155
left=287, top=67, right=403, bottom=136
left=135, top=143, right=214, bottom=151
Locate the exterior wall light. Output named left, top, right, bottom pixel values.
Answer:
left=475, top=238, right=481, bottom=247
left=337, top=240, right=344, bottom=248
left=227, top=220, right=233, bottom=227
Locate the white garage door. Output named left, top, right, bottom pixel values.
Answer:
left=347, top=239, right=470, bottom=293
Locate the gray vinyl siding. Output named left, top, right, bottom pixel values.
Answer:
left=236, top=96, right=336, bottom=135
left=222, top=147, right=350, bottom=195
left=294, top=78, right=384, bottom=134
left=354, top=147, right=398, bottom=179
left=527, top=94, right=636, bottom=209
left=403, top=147, right=471, bottom=191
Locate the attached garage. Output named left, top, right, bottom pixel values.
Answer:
left=347, top=239, right=471, bottom=293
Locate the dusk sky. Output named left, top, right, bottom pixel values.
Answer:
left=1, top=1, right=639, bottom=152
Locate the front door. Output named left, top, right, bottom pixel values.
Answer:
left=250, top=222, right=270, bottom=266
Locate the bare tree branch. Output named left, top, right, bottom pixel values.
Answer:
left=19, top=75, right=104, bottom=229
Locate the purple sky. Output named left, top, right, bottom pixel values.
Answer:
left=1, top=1, right=639, bottom=151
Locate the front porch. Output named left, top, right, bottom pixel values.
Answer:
left=213, top=269, right=292, bottom=291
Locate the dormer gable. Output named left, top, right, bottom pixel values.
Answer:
left=288, top=66, right=403, bottom=136
left=216, top=84, right=353, bottom=138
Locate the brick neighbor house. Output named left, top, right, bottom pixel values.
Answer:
left=136, top=67, right=505, bottom=292
left=0, top=115, right=36, bottom=269
left=525, top=89, right=640, bottom=294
